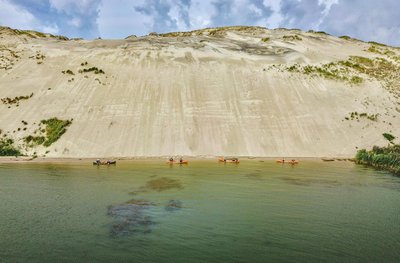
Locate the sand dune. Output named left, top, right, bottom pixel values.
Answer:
left=0, top=26, right=399, bottom=158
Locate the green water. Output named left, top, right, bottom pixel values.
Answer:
left=0, top=161, right=399, bottom=263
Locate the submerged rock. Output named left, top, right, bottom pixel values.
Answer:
left=145, top=177, right=183, bottom=192
left=165, top=200, right=183, bottom=212
left=125, top=199, right=155, bottom=206
left=108, top=199, right=156, bottom=237
left=245, top=172, right=262, bottom=180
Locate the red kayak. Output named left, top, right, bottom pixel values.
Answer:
left=219, top=158, right=240, bottom=163
left=167, top=160, right=189, bottom=165
left=276, top=160, right=299, bottom=164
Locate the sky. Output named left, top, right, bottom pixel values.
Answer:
left=1, top=0, right=399, bottom=46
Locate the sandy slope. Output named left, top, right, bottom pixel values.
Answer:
left=0, top=26, right=399, bottom=158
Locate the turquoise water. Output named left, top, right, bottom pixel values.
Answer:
left=0, top=160, right=399, bottom=263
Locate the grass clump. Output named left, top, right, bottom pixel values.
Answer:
left=367, top=114, right=379, bottom=121
left=346, top=112, right=379, bottom=122
left=40, top=118, right=72, bottom=147
left=79, top=67, right=105, bottom=74
left=261, top=37, right=270, bottom=42
left=0, top=138, right=21, bottom=156
left=290, top=62, right=358, bottom=84
left=367, top=45, right=395, bottom=56
left=308, top=30, right=329, bottom=35
left=383, top=133, right=396, bottom=143
left=287, top=64, right=300, bottom=72
left=62, top=69, right=74, bottom=75
left=24, top=135, right=46, bottom=146
left=24, top=118, right=72, bottom=147
left=282, top=35, right=302, bottom=41
left=1, top=93, right=34, bottom=105
left=344, top=56, right=397, bottom=81
left=339, top=36, right=352, bottom=40
left=368, top=41, right=387, bottom=47
left=350, top=76, right=363, bottom=84
left=286, top=55, right=399, bottom=90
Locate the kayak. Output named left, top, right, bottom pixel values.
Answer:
left=276, top=160, right=299, bottom=164
left=219, top=158, right=240, bottom=163
left=93, top=160, right=116, bottom=165
left=167, top=160, right=189, bottom=165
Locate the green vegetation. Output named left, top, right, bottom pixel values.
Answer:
left=62, top=69, right=74, bottom=75
left=367, top=45, right=395, bottom=56
left=308, top=30, right=329, bottom=35
left=48, top=34, right=69, bottom=41
left=339, top=36, right=352, bottom=40
left=350, top=76, right=363, bottom=84
left=13, top=29, right=45, bottom=38
left=367, top=114, right=379, bottom=121
left=36, top=53, right=45, bottom=60
left=40, top=118, right=72, bottom=147
left=24, top=118, right=72, bottom=147
left=285, top=55, right=399, bottom=91
left=356, top=143, right=400, bottom=176
left=383, top=133, right=396, bottom=143
left=368, top=41, right=387, bottom=47
left=24, top=135, right=46, bottom=146
left=344, top=56, right=397, bottom=81
left=362, top=45, right=400, bottom=96
left=79, top=67, right=105, bottom=74
left=158, top=26, right=265, bottom=37
left=282, top=35, right=302, bottom=41
left=8, top=27, right=68, bottom=40
left=345, top=112, right=379, bottom=122
left=1, top=93, right=34, bottom=105
left=261, top=37, right=270, bottom=42
left=0, top=138, right=21, bottom=156
left=286, top=62, right=362, bottom=84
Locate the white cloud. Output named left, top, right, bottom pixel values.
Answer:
left=0, top=0, right=59, bottom=34
left=318, top=0, right=338, bottom=16
left=68, top=18, right=82, bottom=28
left=0, top=0, right=37, bottom=29
left=249, top=3, right=263, bottom=17
left=49, top=0, right=100, bottom=14
left=187, top=0, right=216, bottom=29
left=97, top=0, right=155, bottom=38
left=263, top=0, right=283, bottom=28
left=315, top=0, right=338, bottom=27
left=40, top=24, right=59, bottom=35
left=320, top=0, right=400, bottom=46
left=167, top=1, right=190, bottom=31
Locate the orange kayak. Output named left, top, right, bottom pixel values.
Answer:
left=219, top=158, right=240, bottom=163
left=276, top=160, right=299, bottom=164
left=167, top=160, right=189, bottom=164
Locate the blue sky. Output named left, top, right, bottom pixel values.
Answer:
left=1, top=0, right=399, bottom=46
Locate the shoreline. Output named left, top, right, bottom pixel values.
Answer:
left=0, top=156, right=355, bottom=164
